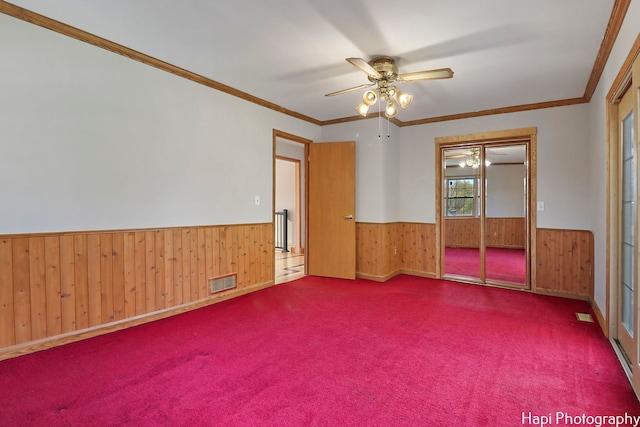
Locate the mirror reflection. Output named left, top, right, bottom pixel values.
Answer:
left=443, top=147, right=482, bottom=280
left=485, top=145, right=527, bottom=285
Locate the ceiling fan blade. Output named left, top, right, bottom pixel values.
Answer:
left=346, top=57, right=382, bottom=79
left=325, top=83, right=374, bottom=97
left=398, top=68, right=454, bottom=82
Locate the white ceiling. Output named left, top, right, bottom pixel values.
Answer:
left=6, top=0, right=615, bottom=123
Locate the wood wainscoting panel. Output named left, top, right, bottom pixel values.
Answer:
left=355, top=223, right=592, bottom=301
left=356, top=223, right=401, bottom=280
left=0, top=239, right=15, bottom=347
left=536, top=228, right=593, bottom=299
left=400, top=223, right=436, bottom=276
left=356, top=222, right=436, bottom=280
left=0, top=223, right=273, bottom=356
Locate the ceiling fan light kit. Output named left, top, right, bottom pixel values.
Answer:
left=326, top=56, right=453, bottom=120
left=457, top=149, right=491, bottom=169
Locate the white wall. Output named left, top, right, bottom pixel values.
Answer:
left=397, top=104, right=591, bottom=228
left=0, top=14, right=321, bottom=234
left=322, top=104, right=592, bottom=228
left=587, top=1, right=640, bottom=317
left=275, top=159, right=295, bottom=248
left=486, top=165, right=526, bottom=218
left=322, top=104, right=591, bottom=229
left=275, top=159, right=295, bottom=208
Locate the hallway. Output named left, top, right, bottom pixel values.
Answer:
left=275, top=250, right=305, bottom=284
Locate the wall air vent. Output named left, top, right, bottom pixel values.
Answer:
left=209, top=274, right=237, bottom=294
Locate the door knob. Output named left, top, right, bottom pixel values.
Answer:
left=343, top=214, right=354, bottom=220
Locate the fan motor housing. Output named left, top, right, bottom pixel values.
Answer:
left=368, top=56, right=398, bottom=81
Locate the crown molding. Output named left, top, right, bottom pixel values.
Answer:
left=583, top=0, right=631, bottom=102
left=0, top=0, right=630, bottom=128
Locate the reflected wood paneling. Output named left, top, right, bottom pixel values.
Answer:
left=445, top=218, right=481, bottom=248
left=445, top=217, right=525, bottom=248
left=536, top=228, right=593, bottom=298
left=0, top=223, right=273, bottom=354
left=486, top=217, right=526, bottom=248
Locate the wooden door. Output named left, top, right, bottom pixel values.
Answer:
left=308, top=141, right=356, bottom=279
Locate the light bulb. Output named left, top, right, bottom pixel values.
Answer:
left=356, top=102, right=369, bottom=117
left=385, top=102, right=398, bottom=118
left=459, top=161, right=466, bottom=168
left=485, top=159, right=491, bottom=167
left=363, top=90, right=378, bottom=106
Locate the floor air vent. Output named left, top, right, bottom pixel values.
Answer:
left=209, top=274, right=237, bottom=294
left=575, top=312, right=594, bottom=323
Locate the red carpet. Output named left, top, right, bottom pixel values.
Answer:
left=0, top=275, right=638, bottom=426
left=446, top=247, right=526, bottom=284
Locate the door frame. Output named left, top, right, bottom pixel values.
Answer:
left=606, top=34, right=640, bottom=387
left=272, top=129, right=311, bottom=280
left=435, top=127, right=538, bottom=291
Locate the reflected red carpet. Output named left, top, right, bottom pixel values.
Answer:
left=0, top=275, right=637, bottom=426
left=445, top=247, right=526, bottom=284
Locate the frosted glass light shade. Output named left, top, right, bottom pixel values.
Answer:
left=385, top=102, right=398, bottom=118
left=363, top=90, right=378, bottom=106
left=397, top=91, right=413, bottom=109
left=356, top=102, right=370, bottom=117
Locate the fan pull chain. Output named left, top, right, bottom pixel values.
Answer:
left=387, top=115, right=390, bottom=138
left=377, top=101, right=381, bottom=138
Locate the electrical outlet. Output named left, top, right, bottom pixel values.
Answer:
left=254, top=195, right=260, bottom=206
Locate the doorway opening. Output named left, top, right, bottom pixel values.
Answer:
left=435, top=128, right=537, bottom=290
left=273, top=130, right=311, bottom=284
left=275, top=156, right=304, bottom=283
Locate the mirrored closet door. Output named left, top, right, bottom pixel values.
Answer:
left=443, top=146, right=483, bottom=281
left=484, top=145, right=527, bottom=286
left=441, top=142, right=529, bottom=288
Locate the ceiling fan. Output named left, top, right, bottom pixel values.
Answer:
left=325, top=56, right=453, bottom=118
